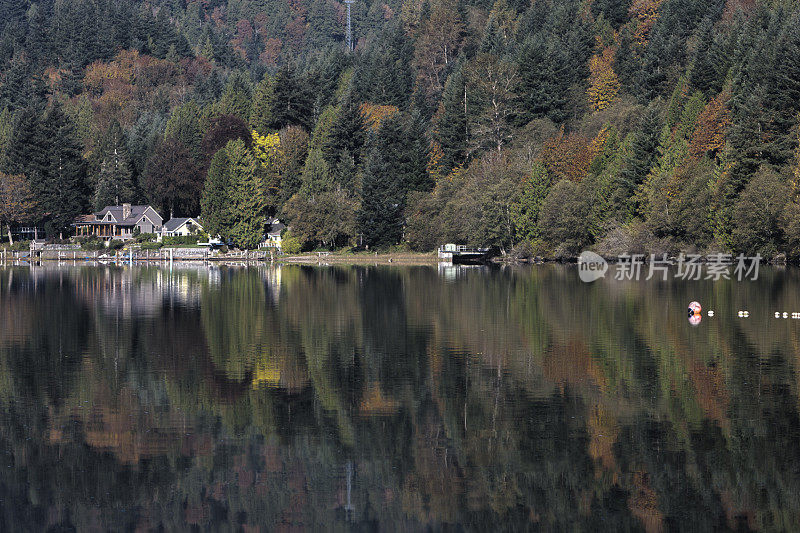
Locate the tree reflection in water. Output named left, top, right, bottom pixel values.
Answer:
left=0, top=263, right=798, bottom=530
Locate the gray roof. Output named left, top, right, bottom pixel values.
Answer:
left=163, top=217, right=201, bottom=232
left=94, top=205, right=162, bottom=226
left=267, top=221, right=286, bottom=236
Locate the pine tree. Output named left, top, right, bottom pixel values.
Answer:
left=512, top=162, right=551, bottom=242
left=689, top=16, right=720, bottom=97
left=404, top=110, right=433, bottom=192
left=201, top=146, right=232, bottom=241
left=41, top=103, right=88, bottom=236
left=227, top=139, right=266, bottom=249
left=249, top=73, right=275, bottom=136
left=219, top=70, right=253, bottom=121
left=515, top=35, right=571, bottom=124
left=0, top=106, right=12, bottom=165
left=620, top=100, right=663, bottom=214
left=165, top=101, right=202, bottom=161
left=323, top=86, right=365, bottom=192
left=94, top=121, right=136, bottom=209
left=5, top=103, right=87, bottom=236
left=358, top=116, right=408, bottom=247
left=434, top=65, right=468, bottom=173
left=269, top=66, right=314, bottom=131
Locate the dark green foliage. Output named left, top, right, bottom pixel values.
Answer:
left=201, top=148, right=231, bottom=240
left=515, top=36, right=573, bottom=125
left=266, top=66, right=314, bottom=131
left=434, top=65, right=469, bottom=173
left=358, top=117, right=409, bottom=248
left=143, top=137, right=201, bottom=218
left=591, top=0, right=631, bottom=29
left=93, top=121, right=137, bottom=209
left=4, top=102, right=87, bottom=236
left=354, top=24, right=414, bottom=109
left=201, top=115, right=251, bottom=170
left=538, top=180, right=593, bottom=257
left=323, top=86, right=366, bottom=192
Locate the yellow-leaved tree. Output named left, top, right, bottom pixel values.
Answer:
left=587, top=47, right=620, bottom=111
left=251, top=130, right=283, bottom=209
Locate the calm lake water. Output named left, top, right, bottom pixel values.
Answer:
left=1, top=263, right=800, bottom=531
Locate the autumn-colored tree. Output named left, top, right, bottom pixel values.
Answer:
left=359, top=104, right=399, bottom=132
left=251, top=130, right=282, bottom=211
left=629, top=0, right=663, bottom=46
left=539, top=129, right=595, bottom=183
left=413, top=0, right=464, bottom=97
left=587, top=47, right=621, bottom=111
left=688, top=90, right=731, bottom=160
left=0, top=172, right=36, bottom=244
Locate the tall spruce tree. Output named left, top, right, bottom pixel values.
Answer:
left=434, top=65, right=468, bottom=173
left=6, top=103, right=87, bottom=236
left=227, top=139, right=266, bottom=249
left=201, top=146, right=232, bottom=241
left=358, top=116, right=408, bottom=247
left=94, top=121, right=136, bottom=209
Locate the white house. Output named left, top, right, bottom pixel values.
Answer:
left=161, top=217, right=203, bottom=237
left=260, top=218, right=286, bottom=249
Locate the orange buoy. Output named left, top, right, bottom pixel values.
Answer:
left=688, top=301, right=702, bottom=316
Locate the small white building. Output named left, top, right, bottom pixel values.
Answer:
left=161, top=217, right=203, bottom=237
left=260, top=218, right=286, bottom=249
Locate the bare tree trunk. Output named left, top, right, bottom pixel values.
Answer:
left=7, top=225, right=13, bottom=246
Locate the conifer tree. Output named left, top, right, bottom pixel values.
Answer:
left=249, top=73, right=275, bottom=136
left=6, top=103, right=87, bottom=236
left=165, top=101, right=203, bottom=161
left=219, top=71, right=253, bottom=121
left=434, top=66, right=468, bottom=173
left=358, top=116, right=408, bottom=247
left=201, top=146, right=232, bottom=241
left=227, top=139, right=267, bottom=249
left=94, top=121, right=136, bottom=209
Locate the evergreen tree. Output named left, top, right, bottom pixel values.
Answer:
left=227, top=139, right=266, bottom=249
left=268, top=66, right=314, bottom=131
left=358, top=116, right=408, bottom=247
left=515, top=35, right=571, bottom=124
left=249, top=73, right=275, bottom=136
left=621, top=101, right=663, bottom=216
left=5, top=103, right=87, bottom=236
left=93, top=121, right=136, bottom=209
left=434, top=66, right=468, bottom=173
left=512, top=162, right=551, bottom=242
left=405, top=110, right=433, bottom=192
left=323, top=86, right=365, bottom=192
left=219, top=70, right=253, bottom=121
left=201, top=146, right=231, bottom=240
left=165, top=101, right=202, bottom=161
left=143, top=137, right=200, bottom=218
left=689, top=16, right=721, bottom=96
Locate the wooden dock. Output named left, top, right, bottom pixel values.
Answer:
left=437, top=245, right=490, bottom=264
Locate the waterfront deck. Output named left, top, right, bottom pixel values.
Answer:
left=437, top=245, right=491, bottom=264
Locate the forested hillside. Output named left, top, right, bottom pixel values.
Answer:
left=0, top=0, right=799, bottom=257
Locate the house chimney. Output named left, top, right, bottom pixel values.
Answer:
left=122, top=203, right=131, bottom=219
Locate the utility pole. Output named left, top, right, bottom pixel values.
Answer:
left=345, top=0, right=354, bottom=52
